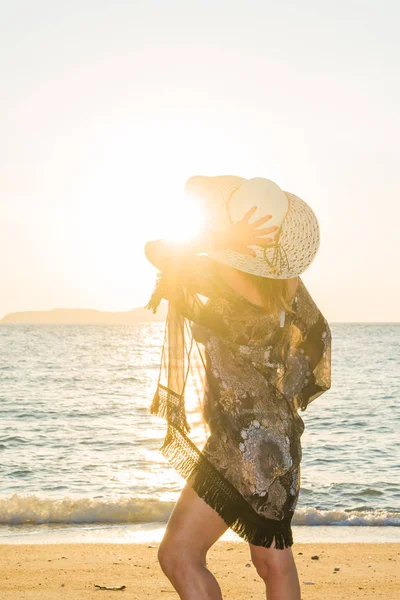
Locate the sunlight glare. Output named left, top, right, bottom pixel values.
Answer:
left=161, top=193, right=206, bottom=243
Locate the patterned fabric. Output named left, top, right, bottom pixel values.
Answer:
left=146, top=254, right=331, bottom=549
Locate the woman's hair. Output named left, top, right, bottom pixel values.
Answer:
left=240, top=271, right=297, bottom=315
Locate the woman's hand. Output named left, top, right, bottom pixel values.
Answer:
left=144, top=207, right=278, bottom=271
left=216, top=206, right=278, bottom=257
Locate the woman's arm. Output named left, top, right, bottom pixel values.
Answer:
left=144, top=232, right=219, bottom=271
left=144, top=206, right=279, bottom=271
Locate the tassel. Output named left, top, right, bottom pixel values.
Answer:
left=151, top=384, right=190, bottom=433
left=149, top=389, right=160, bottom=415
left=262, top=230, right=290, bottom=277
left=145, top=271, right=168, bottom=314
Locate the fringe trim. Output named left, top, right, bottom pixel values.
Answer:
left=150, top=384, right=190, bottom=434
left=145, top=271, right=167, bottom=314
left=160, top=424, right=294, bottom=550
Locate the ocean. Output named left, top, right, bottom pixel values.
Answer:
left=0, top=323, right=399, bottom=544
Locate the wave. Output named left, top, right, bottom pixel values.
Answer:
left=293, top=506, right=400, bottom=526
left=0, top=494, right=399, bottom=526
left=0, top=494, right=173, bottom=525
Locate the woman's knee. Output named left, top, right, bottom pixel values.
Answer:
left=251, top=546, right=294, bottom=582
left=158, top=539, right=178, bottom=576
left=158, top=538, right=203, bottom=580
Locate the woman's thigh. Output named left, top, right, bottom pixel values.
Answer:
left=160, top=481, right=229, bottom=562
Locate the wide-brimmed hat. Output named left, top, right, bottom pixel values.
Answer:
left=184, top=175, right=320, bottom=279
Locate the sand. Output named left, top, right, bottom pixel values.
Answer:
left=0, top=542, right=398, bottom=599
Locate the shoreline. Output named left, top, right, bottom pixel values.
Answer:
left=0, top=541, right=398, bottom=599
left=0, top=523, right=398, bottom=545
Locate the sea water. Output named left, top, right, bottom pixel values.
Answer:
left=0, top=323, right=399, bottom=544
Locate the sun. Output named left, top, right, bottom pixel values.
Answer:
left=160, top=193, right=206, bottom=243
left=135, top=178, right=208, bottom=244
left=57, top=145, right=209, bottom=308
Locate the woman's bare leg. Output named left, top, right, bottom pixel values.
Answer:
left=158, top=482, right=229, bottom=600
left=249, top=542, right=301, bottom=600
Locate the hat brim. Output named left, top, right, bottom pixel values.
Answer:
left=206, top=192, right=320, bottom=279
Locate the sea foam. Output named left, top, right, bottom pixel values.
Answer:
left=0, top=494, right=399, bottom=527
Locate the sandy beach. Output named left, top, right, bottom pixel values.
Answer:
left=0, top=542, right=398, bottom=599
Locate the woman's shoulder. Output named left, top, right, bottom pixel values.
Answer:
left=294, top=277, right=329, bottom=328
left=296, top=276, right=319, bottom=304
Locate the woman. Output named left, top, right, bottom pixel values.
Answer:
left=144, top=176, right=331, bottom=600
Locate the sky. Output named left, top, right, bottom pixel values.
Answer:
left=1, top=0, right=399, bottom=322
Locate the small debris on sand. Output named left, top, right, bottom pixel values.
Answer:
left=94, top=584, right=126, bottom=591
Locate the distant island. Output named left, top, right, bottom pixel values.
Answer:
left=0, top=304, right=168, bottom=324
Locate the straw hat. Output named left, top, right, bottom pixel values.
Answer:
left=184, top=175, right=320, bottom=279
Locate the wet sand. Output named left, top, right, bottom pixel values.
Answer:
left=0, top=542, right=398, bottom=599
